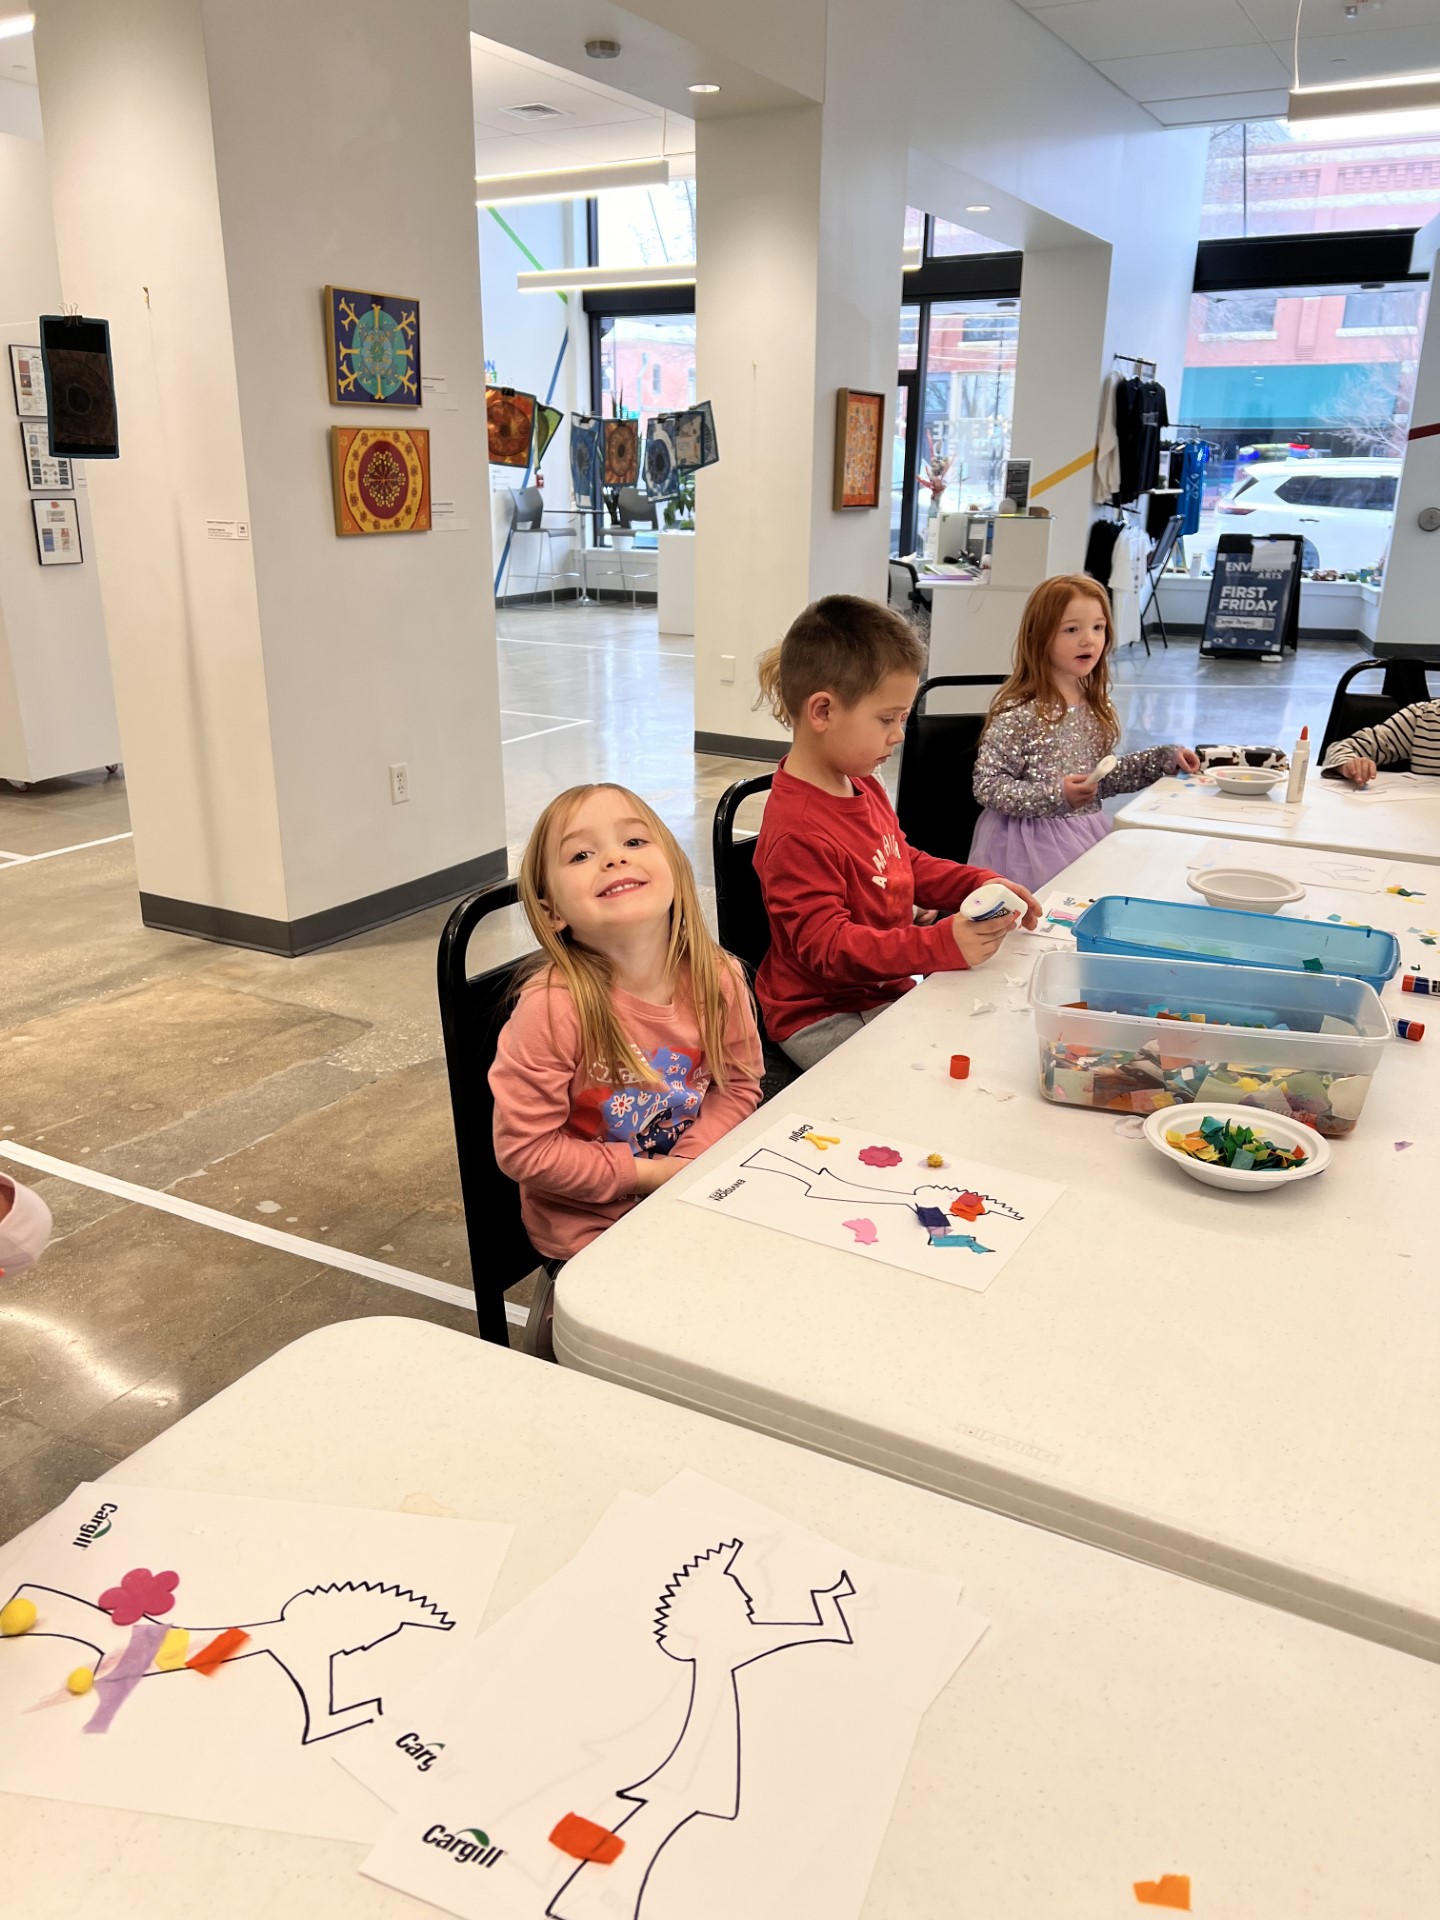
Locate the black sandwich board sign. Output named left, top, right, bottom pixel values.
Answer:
left=1199, top=533, right=1303, bottom=659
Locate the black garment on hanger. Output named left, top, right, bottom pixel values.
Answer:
left=1084, top=517, right=1121, bottom=587
left=1113, top=376, right=1168, bottom=504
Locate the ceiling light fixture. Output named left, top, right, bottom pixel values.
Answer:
left=1289, top=67, right=1440, bottom=120
left=517, top=262, right=697, bottom=295
left=585, top=38, right=621, bottom=60
left=965, top=204, right=991, bottom=213
left=476, top=156, right=669, bottom=206
left=688, top=83, right=721, bottom=94
left=0, top=12, right=34, bottom=38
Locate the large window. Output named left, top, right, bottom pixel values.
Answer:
left=1179, top=279, right=1428, bottom=572
left=1200, top=111, right=1440, bottom=239
left=921, top=299, right=1019, bottom=515
left=596, top=313, right=697, bottom=429
left=595, top=179, right=697, bottom=266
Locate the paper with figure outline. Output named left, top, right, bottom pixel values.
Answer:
left=1134, top=786, right=1302, bottom=828
left=677, top=1114, right=1063, bottom=1292
left=1341, top=771, right=1439, bottom=805
left=1182, top=841, right=1392, bottom=894
left=355, top=1469, right=986, bottom=1920
left=0, top=1482, right=511, bottom=1839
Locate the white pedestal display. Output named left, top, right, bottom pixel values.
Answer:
left=657, top=529, right=695, bottom=635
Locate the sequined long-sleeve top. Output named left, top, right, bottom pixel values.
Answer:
left=973, top=700, right=1180, bottom=819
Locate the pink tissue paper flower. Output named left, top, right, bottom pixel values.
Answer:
left=857, top=1145, right=902, bottom=1168
left=98, top=1567, right=180, bottom=1627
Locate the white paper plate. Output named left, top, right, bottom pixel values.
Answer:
left=1142, top=1102, right=1331, bottom=1193
left=1187, top=866, right=1305, bottom=912
left=1213, top=769, right=1285, bottom=797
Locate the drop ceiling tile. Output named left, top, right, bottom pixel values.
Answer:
left=1028, top=0, right=1263, bottom=64
left=1295, top=22, right=1440, bottom=88
left=1145, top=87, right=1292, bottom=124
left=1096, top=41, right=1292, bottom=100
left=1244, top=0, right=1440, bottom=38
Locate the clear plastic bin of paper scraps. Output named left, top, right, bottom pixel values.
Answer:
left=1030, top=950, right=1391, bottom=1138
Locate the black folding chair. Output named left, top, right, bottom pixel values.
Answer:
left=895, top=674, right=1006, bottom=864
left=1319, top=657, right=1440, bottom=764
left=712, top=774, right=801, bottom=1100
left=436, top=879, right=542, bottom=1346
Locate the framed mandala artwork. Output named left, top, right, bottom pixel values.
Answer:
left=833, top=387, right=884, bottom=511
left=325, top=287, right=421, bottom=406
left=331, top=426, right=431, bottom=536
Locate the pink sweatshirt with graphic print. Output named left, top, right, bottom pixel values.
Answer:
left=490, top=962, right=764, bottom=1261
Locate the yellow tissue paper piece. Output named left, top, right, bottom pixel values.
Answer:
left=1236, top=1077, right=1261, bottom=1092
left=154, top=1628, right=191, bottom=1671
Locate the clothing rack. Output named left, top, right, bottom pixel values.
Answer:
left=1112, top=351, right=1156, bottom=379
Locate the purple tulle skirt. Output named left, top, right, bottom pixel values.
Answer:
left=969, top=806, right=1112, bottom=894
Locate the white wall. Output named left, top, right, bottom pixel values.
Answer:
left=0, top=76, right=40, bottom=141
left=0, top=136, right=120, bottom=785
left=203, top=0, right=505, bottom=922
left=1376, top=258, right=1440, bottom=650
left=35, top=0, right=507, bottom=929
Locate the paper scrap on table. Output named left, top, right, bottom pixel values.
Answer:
left=0, top=1482, right=511, bottom=1840
left=1184, top=840, right=1391, bottom=894
left=678, top=1114, right=1063, bottom=1293
left=1032, top=894, right=1094, bottom=938
left=1344, top=772, right=1438, bottom=805
left=352, top=1469, right=987, bottom=1920
left=1134, top=1871, right=1191, bottom=1910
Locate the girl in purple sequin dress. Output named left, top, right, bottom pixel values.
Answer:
left=970, top=574, right=1199, bottom=892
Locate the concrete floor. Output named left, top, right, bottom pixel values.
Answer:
left=0, top=607, right=1364, bottom=1539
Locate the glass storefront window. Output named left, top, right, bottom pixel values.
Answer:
left=596, top=313, right=697, bottom=434
left=903, top=206, right=925, bottom=252
left=899, top=304, right=920, bottom=372
left=1200, top=111, right=1440, bottom=239
left=930, top=216, right=1007, bottom=257
left=918, top=299, right=1020, bottom=518
left=595, top=179, right=697, bottom=266
left=1179, top=281, right=1428, bottom=572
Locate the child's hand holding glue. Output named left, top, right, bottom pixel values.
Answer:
left=953, top=879, right=1040, bottom=966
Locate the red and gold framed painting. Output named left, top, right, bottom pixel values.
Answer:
left=602, top=417, right=640, bottom=488
left=833, top=388, right=885, bottom=511
left=487, top=386, right=536, bottom=469
left=331, top=426, right=431, bottom=536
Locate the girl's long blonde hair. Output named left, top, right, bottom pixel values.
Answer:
left=517, top=783, right=755, bottom=1091
left=984, top=573, right=1121, bottom=751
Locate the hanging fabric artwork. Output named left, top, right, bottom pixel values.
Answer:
left=603, top=417, right=641, bottom=488
left=39, top=315, right=119, bottom=460
left=570, top=415, right=603, bottom=507
left=533, top=403, right=563, bottom=469
left=675, top=400, right=719, bottom=472
left=486, top=387, right=536, bottom=469
left=644, top=416, right=681, bottom=499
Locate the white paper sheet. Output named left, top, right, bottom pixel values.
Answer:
left=677, top=1113, right=1063, bottom=1292
left=1183, top=840, right=1393, bottom=894
left=1341, top=771, right=1439, bottom=805
left=1135, top=786, right=1302, bottom=828
left=356, top=1470, right=987, bottom=1920
left=0, top=1482, right=512, bottom=1840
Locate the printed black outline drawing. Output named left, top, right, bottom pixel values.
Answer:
left=739, top=1147, right=1024, bottom=1222
left=3, top=1579, right=455, bottom=1743
left=547, top=1538, right=854, bottom=1919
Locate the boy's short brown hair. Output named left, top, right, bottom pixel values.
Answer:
left=756, top=595, right=924, bottom=729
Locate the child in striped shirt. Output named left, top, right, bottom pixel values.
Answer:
left=1323, top=698, right=1440, bottom=785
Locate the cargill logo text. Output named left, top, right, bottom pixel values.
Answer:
left=423, top=1824, right=504, bottom=1867
left=73, top=1502, right=117, bottom=1550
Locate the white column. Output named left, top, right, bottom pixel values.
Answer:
left=34, top=0, right=506, bottom=950
left=1010, top=242, right=1112, bottom=575
left=1376, top=230, right=1440, bottom=651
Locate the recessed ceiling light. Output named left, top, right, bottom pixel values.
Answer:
left=966, top=203, right=991, bottom=213
left=689, top=83, right=721, bottom=94
left=0, top=13, right=34, bottom=40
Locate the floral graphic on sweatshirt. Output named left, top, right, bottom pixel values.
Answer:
left=573, top=1045, right=711, bottom=1159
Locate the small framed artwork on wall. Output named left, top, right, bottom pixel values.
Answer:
left=32, top=496, right=83, bottom=565
left=9, top=344, right=47, bottom=419
left=331, top=426, right=431, bottom=535
left=325, top=288, right=421, bottom=406
left=833, top=388, right=885, bottom=511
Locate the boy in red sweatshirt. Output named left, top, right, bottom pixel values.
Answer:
left=753, top=595, right=1039, bottom=1068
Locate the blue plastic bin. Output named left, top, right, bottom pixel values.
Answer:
left=1072, top=895, right=1399, bottom=995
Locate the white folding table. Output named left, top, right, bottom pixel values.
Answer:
left=3, top=1318, right=1437, bottom=1917
left=1116, top=771, right=1440, bottom=864
left=557, top=828, right=1440, bottom=1660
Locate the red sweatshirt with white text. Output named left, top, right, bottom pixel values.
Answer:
left=754, top=764, right=998, bottom=1042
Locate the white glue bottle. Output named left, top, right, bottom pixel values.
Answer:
left=1285, top=725, right=1310, bottom=806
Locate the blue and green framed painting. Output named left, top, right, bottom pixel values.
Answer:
left=325, top=287, right=421, bottom=407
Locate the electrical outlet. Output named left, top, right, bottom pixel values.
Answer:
left=389, top=763, right=409, bottom=805
left=720, top=654, right=736, bottom=684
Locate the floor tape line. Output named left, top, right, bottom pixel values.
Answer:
left=0, top=1142, right=527, bottom=1328
left=0, top=831, right=135, bottom=866
left=501, top=720, right=591, bottom=746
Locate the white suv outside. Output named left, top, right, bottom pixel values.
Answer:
left=1206, top=457, right=1401, bottom=574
